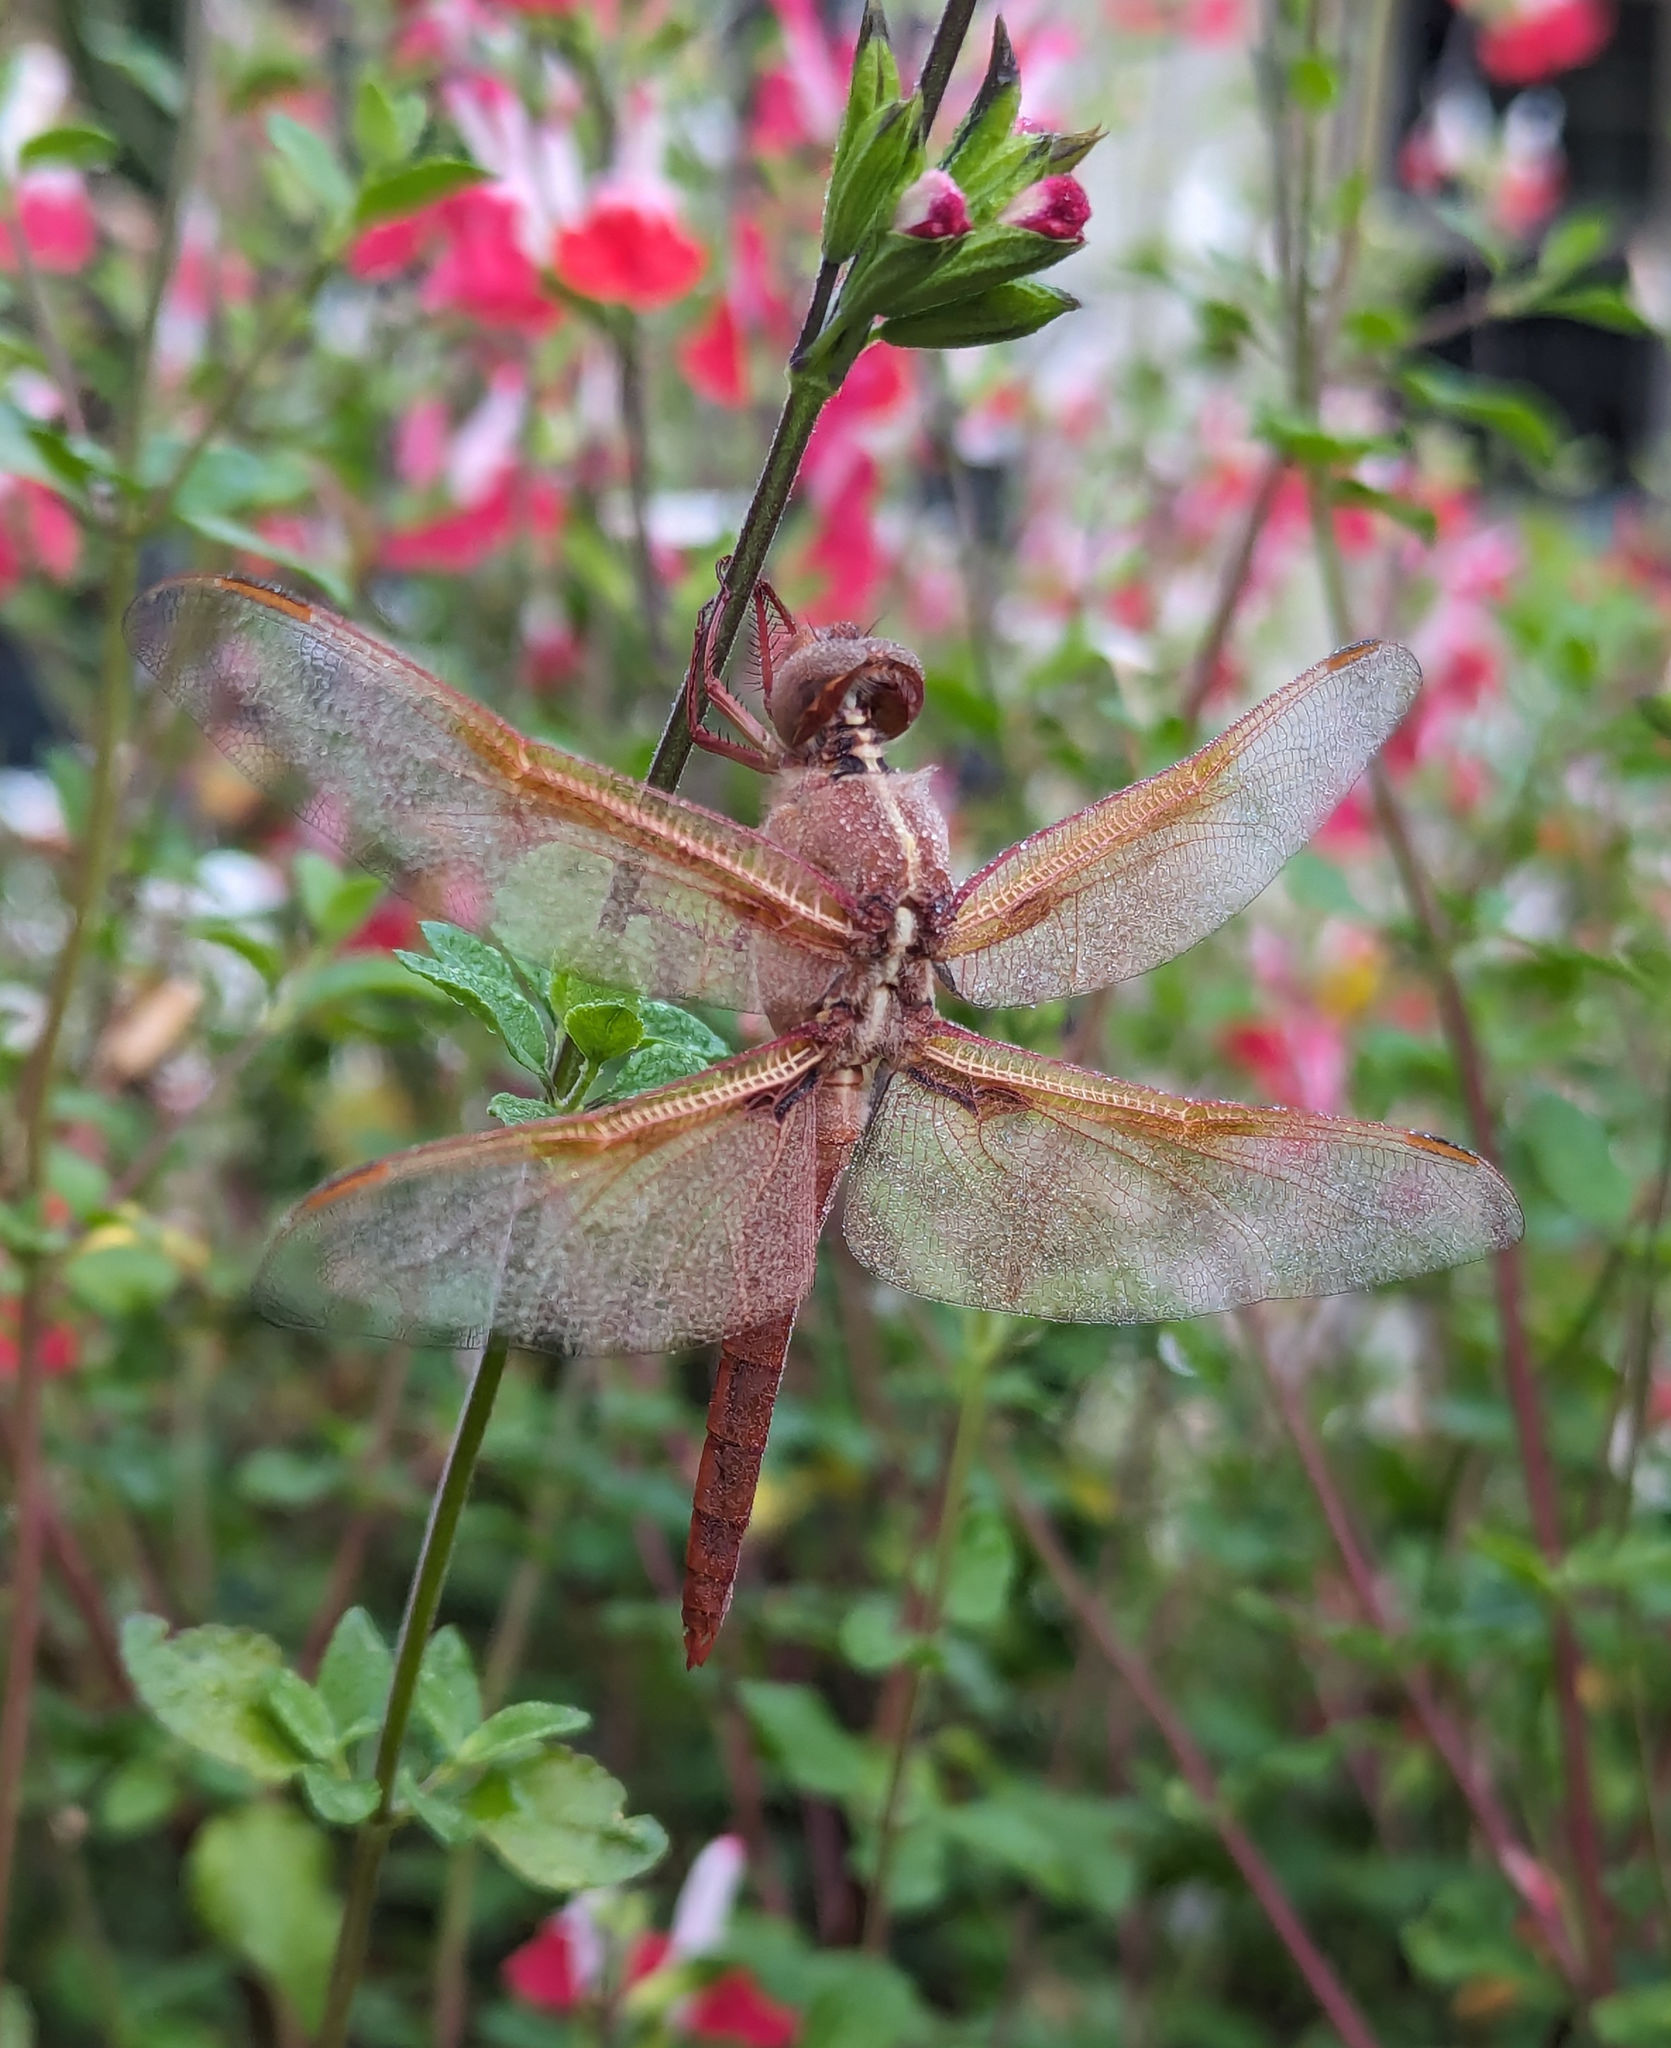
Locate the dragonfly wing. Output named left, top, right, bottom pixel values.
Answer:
left=256, top=1035, right=826, bottom=1354
left=939, top=641, right=1420, bottom=1007
left=127, top=576, right=859, bottom=1010
left=843, top=1026, right=1522, bottom=1322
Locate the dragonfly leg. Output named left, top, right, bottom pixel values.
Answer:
left=685, top=580, right=786, bottom=773
left=682, top=1310, right=797, bottom=1667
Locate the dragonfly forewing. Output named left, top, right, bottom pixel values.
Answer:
left=938, top=640, right=1421, bottom=1007
left=126, top=575, right=860, bottom=1012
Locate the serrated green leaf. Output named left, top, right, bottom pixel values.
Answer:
left=452, top=1701, right=591, bottom=1769
left=301, top=1766, right=380, bottom=1826
left=265, top=1668, right=339, bottom=1763
left=403, top=1767, right=479, bottom=1847
left=637, top=1001, right=730, bottom=1062
left=316, top=1608, right=392, bottom=1736
left=563, top=999, right=644, bottom=1064
left=355, top=157, right=487, bottom=227
left=470, top=1749, right=668, bottom=1891
left=488, top=1091, right=559, bottom=1125
left=189, top=1804, right=339, bottom=2031
left=398, top=923, right=550, bottom=1075
left=122, top=1615, right=302, bottom=1784
left=20, top=123, right=118, bottom=170
left=416, top=1626, right=482, bottom=1753
left=266, top=111, right=355, bottom=220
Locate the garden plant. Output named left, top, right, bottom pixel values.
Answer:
left=2, top=0, right=1670, bottom=2044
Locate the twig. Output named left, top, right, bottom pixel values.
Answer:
left=998, top=1448, right=1387, bottom=2048
left=317, top=1333, right=512, bottom=2048
left=1239, top=1307, right=1585, bottom=1986
left=1180, top=453, right=1286, bottom=725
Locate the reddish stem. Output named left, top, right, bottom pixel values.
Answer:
left=1241, top=1308, right=1584, bottom=1985
left=1369, top=765, right=1610, bottom=1989
left=1000, top=1454, right=1387, bottom=2048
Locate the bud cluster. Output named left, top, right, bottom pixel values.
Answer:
left=801, top=9, right=1100, bottom=374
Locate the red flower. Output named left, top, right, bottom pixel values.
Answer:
left=685, top=1971, right=801, bottom=2047
left=893, top=170, right=971, bottom=241
left=0, top=171, right=96, bottom=274
left=502, top=1916, right=588, bottom=2010
left=0, top=1298, right=78, bottom=1378
left=1001, top=174, right=1091, bottom=241
left=680, top=299, right=748, bottom=407
left=553, top=193, right=706, bottom=311
left=1469, top=0, right=1613, bottom=83
left=349, top=207, right=437, bottom=280
left=423, top=189, right=560, bottom=331
left=0, top=480, right=80, bottom=599
left=381, top=477, right=520, bottom=574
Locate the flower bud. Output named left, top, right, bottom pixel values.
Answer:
left=880, top=280, right=1079, bottom=350
left=892, top=168, right=971, bottom=241
left=940, top=19, right=1022, bottom=192
left=1001, top=175, right=1091, bottom=242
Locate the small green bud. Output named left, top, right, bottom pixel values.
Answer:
left=879, top=280, right=1079, bottom=350
left=821, top=95, right=922, bottom=264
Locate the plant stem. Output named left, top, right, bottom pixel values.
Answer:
left=317, top=1333, right=512, bottom=2048
left=862, top=1322, right=994, bottom=1953
left=999, top=1448, right=1387, bottom=2048
left=644, top=0, right=982, bottom=793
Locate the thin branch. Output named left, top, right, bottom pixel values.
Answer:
left=1181, top=453, right=1286, bottom=725
left=998, top=1448, right=1387, bottom=2048
left=1239, top=1308, right=1585, bottom=1986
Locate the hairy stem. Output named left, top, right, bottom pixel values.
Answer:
left=317, top=1334, right=512, bottom=2048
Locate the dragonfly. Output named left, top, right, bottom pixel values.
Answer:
left=127, top=573, right=1523, bottom=1667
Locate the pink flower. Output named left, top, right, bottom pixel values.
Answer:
left=502, top=1901, right=600, bottom=2010
left=750, top=0, right=848, bottom=152
left=0, top=170, right=96, bottom=273
left=1469, top=0, right=1614, bottom=83
left=892, top=169, right=971, bottom=241
left=680, top=299, right=748, bottom=407
left=1222, top=1015, right=1347, bottom=1116
left=349, top=208, right=436, bottom=280
left=553, top=191, right=706, bottom=309
left=382, top=479, right=520, bottom=573
left=0, top=1295, right=78, bottom=1378
left=1001, top=174, right=1090, bottom=241
left=0, top=479, right=80, bottom=598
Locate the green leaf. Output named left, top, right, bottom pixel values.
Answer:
left=416, top=1626, right=482, bottom=1753
left=265, top=1668, right=340, bottom=1763
left=300, top=1767, right=380, bottom=1827
left=19, top=123, right=118, bottom=170
left=192, top=917, right=283, bottom=985
left=877, top=223, right=1079, bottom=324
left=84, top=20, right=184, bottom=112
left=1287, top=52, right=1338, bottom=112
left=470, top=1749, right=668, bottom=1892
left=122, top=1616, right=303, bottom=1783
left=292, top=850, right=385, bottom=946
left=1401, top=363, right=1564, bottom=467
left=942, top=1783, right=1135, bottom=1915
left=638, top=1001, right=732, bottom=1063
left=1536, top=210, right=1611, bottom=285
left=265, top=111, right=354, bottom=221
left=1329, top=477, right=1439, bottom=544
left=404, top=1768, right=479, bottom=1847
left=488, top=1091, right=559, bottom=1125
left=880, top=280, right=1079, bottom=351
left=1519, top=1090, right=1632, bottom=1230
left=64, top=1239, right=182, bottom=1317
left=452, top=1700, right=592, bottom=1769
left=944, top=1507, right=1015, bottom=1630
left=96, top=1758, right=180, bottom=1837
left=189, top=1803, right=340, bottom=2032
left=352, top=77, right=427, bottom=168
left=592, top=1040, right=712, bottom=1103
left=236, top=1446, right=339, bottom=1509
left=739, top=1681, right=871, bottom=1802
left=553, top=974, right=644, bottom=1063
left=397, top=922, right=550, bottom=1076
left=355, top=157, right=488, bottom=228
left=1595, top=1982, right=1671, bottom=2046
left=1539, top=285, right=1652, bottom=334
left=940, top=18, right=1022, bottom=193
left=839, top=1593, right=918, bottom=1673
left=316, top=1607, right=392, bottom=1737
left=175, top=512, right=353, bottom=608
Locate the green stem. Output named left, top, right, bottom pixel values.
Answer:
left=861, top=1323, right=995, bottom=1953
left=317, top=1332, right=512, bottom=2048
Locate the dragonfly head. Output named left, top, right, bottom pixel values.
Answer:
left=766, top=624, right=925, bottom=753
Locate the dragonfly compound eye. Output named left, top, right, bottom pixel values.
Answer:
left=768, top=627, right=926, bottom=749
